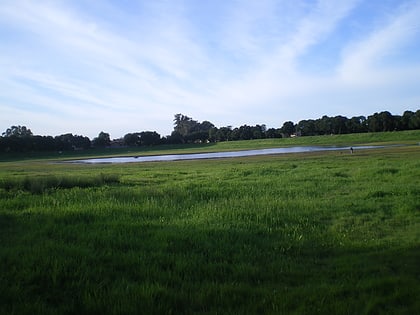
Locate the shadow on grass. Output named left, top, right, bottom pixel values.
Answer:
left=1, top=211, right=419, bottom=315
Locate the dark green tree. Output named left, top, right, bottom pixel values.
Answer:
left=237, top=125, right=253, bottom=140
left=367, top=111, right=396, bottom=132
left=379, top=111, right=396, bottom=131
left=331, top=116, right=349, bottom=134
left=297, top=119, right=316, bottom=136
left=214, top=126, right=232, bottom=141
left=92, top=132, right=111, bottom=147
left=281, top=121, right=295, bottom=137
left=266, top=128, right=282, bottom=138
left=139, top=131, right=161, bottom=145
left=173, top=114, right=199, bottom=142
left=55, top=133, right=76, bottom=151
left=172, top=114, right=215, bottom=143
left=73, top=135, right=91, bottom=149
left=123, top=133, right=141, bottom=146
left=409, top=110, right=420, bottom=129
left=2, top=125, right=33, bottom=137
left=401, top=111, right=414, bottom=130
left=55, top=134, right=91, bottom=151
left=1, top=125, right=33, bottom=152
left=251, top=125, right=266, bottom=139
left=316, top=116, right=332, bottom=135
left=347, top=116, right=368, bottom=133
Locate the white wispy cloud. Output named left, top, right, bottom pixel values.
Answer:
left=203, top=1, right=360, bottom=112
left=338, top=0, right=420, bottom=84
left=0, top=1, right=207, bottom=135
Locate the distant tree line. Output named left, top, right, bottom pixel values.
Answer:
left=1, top=110, right=419, bottom=153
left=294, top=110, right=420, bottom=136
left=167, top=110, right=420, bottom=143
left=0, top=126, right=108, bottom=153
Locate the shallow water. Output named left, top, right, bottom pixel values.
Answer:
left=69, top=145, right=383, bottom=164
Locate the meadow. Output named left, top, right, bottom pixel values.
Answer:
left=2, top=129, right=419, bottom=163
left=0, top=131, right=419, bottom=314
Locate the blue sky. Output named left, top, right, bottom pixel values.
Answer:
left=1, top=0, right=419, bottom=139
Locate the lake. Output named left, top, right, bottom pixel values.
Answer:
left=69, top=145, right=383, bottom=164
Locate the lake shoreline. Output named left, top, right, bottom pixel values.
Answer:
left=67, top=145, right=391, bottom=164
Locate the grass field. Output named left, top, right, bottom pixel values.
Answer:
left=0, top=132, right=419, bottom=314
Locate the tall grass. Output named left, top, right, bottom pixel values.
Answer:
left=0, top=144, right=419, bottom=314
left=0, top=173, right=120, bottom=193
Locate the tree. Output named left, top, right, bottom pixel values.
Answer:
left=409, top=110, right=420, bottom=129
left=316, top=116, right=332, bottom=135
left=367, top=111, right=396, bottom=132
left=92, top=132, right=111, bottom=147
left=199, top=121, right=215, bottom=134
left=2, top=125, right=33, bottom=137
left=251, top=125, right=266, bottom=139
left=401, top=111, right=414, bottom=130
left=400, top=110, right=420, bottom=130
left=266, top=128, right=282, bottom=138
left=214, top=126, right=232, bottom=141
left=186, top=120, right=215, bottom=143
left=347, top=116, right=367, bottom=133
left=0, top=135, right=24, bottom=152
left=173, top=114, right=199, bottom=141
left=297, top=119, right=316, bottom=136
left=55, top=133, right=73, bottom=151
left=367, top=113, right=381, bottom=132
left=139, top=131, right=161, bottom=146
left=172, top=114, right=216, bottom=143
left=235, top=125, right=253, bottom=140
left=331, top=115, right=349, bottom=134
left=73, top=135, right=91, bottom=149
left=281, top=121, right=295, bottom=137
left=123, top=133, right=141, bottom=146
left=55, top=134, right=91, bottom=151
left=32, top=136, right=56, bottom=151
left=379, top=111, right=396, bottom=131
left=166, top=131, right=184, bottom=144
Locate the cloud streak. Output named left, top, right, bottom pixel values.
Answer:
left=338, top=1, right=420, bottom=82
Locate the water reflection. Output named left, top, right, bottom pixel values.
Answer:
left=70, top=145, right=383, bottom=164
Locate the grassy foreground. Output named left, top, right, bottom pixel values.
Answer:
left=0, top=137, right=419, bottom=314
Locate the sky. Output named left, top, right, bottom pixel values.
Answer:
left=1, top=0, right=420, bottom=139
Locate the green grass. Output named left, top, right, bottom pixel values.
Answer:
left=0, top=134, right=419, bottom=314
